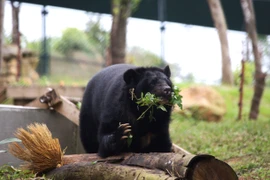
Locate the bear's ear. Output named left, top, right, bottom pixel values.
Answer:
left=164, top=65, right=171, bottom=78
left=123, top=69, right=138, bottom=84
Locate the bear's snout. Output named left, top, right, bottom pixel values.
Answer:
left=163, top=86, right=172, bottom=96
left=152, top=85, right=172, bottom=101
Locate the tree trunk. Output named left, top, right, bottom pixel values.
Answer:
left=11, top=1, right=21, bottom=80
left=107, top=0, right=132, bottom=65
left=207, top=0, right=234, bottom=85
left=11, top=1, right=20, bottom=44
left=46, top=152, right=238, bottom=180
left=240, top=0, right=267, bottom=120
left=0, top=0, right=5, bottom=71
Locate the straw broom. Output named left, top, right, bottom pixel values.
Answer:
left=8, top=123, right=65, bottom=173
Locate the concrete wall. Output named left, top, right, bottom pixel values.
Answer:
left=0, top=105, right=85, bottom=167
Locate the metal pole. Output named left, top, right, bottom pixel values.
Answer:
left=38, top=5, right=49, bottom=76
left=158, top=0, right=166, bottom=64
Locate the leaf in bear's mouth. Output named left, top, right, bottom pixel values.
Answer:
left=129, top=86, right=183, bottom=121
left=170, top=86, right=183, bottom=109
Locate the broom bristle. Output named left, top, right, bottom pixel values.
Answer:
left=8, top=123, right=64, bottom=173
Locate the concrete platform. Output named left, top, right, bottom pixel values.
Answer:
left=0, top=105, right=84, bottom=167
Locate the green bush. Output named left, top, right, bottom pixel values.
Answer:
left=54, top=28, right=91, bottom=56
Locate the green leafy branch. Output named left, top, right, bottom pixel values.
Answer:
left=129, top=86, right=183, bottom=121
left=170, top=86, right=183, bottom=109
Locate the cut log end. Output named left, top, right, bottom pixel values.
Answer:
left=188, top=157, right=238, bottom=180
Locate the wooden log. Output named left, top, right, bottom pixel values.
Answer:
left=46, top=162, right=176, bottom=180
left=58, top=152, right=238, bottom=180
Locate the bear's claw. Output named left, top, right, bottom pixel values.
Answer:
left=118, top=123, right=132, bottom=141
left=121, top=136, right=128, bottom=140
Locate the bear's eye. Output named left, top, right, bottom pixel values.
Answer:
left=149, top=79, right=157, bottom=86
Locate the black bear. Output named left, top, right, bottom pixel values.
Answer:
left=79, top=64, right=173, bottom=157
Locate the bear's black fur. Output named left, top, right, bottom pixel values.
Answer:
left=79, top=64, right=173, bottom=157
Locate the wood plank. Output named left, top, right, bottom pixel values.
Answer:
left=6, top=85, right=85, bottom=99
left=55, top=96, right=80, bottom=126
left=25, top=88, right=80, bottom=126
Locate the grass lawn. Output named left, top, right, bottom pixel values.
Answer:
left=170, top=85, right=270, bottom=179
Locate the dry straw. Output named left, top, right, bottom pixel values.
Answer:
left=8, top=123, right=65, bottom=173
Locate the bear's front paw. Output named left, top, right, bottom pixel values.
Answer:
left=116, top=123, right=132, bottom=143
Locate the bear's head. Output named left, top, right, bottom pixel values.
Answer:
left=123, top=66, right=173, bottom=104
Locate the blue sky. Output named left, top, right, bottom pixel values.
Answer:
left=3, top=2, right=247, bottom=84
